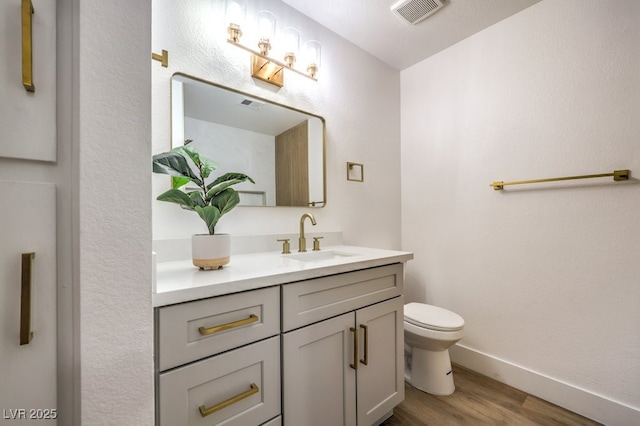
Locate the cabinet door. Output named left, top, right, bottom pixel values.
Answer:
left=0, top=181, right=57, bottom=424
left=356, top=297, right=404, bottom=426
left=0, top=0, right=57, bottom=161
left=283, top=313, right=357, bottom=426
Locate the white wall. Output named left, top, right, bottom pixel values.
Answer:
left=401, top=0, right=640, bottom=423
left=152, top=0, right=401, bottom=249
left=72, top=0, right=154, bottom=424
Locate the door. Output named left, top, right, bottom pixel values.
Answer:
left=275, top=121, right=309, bottom=206
left=356, top=297, right=404, bottom=426
left=0, top=181, right=57, bottom=424
left=282, top=312, right=357, bottom=426
left=0, top=0, right=57, bottom=162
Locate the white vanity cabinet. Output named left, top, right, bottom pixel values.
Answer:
left=154, top=247, right=413, bottom=426
left=155, top=286, right=281, bottom=426
left=282, top=264, right=405, bottom=426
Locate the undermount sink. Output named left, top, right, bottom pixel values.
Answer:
left=287, top=250, right=358, bottom=263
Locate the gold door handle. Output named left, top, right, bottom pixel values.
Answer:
left=199, top=383, right=259, bottom=417
left=22, top=0, right=35, bottom=92
left=350, top=327, right=358, bottom=370
left=198, top=314, right=259, bottom=336
left=20, top=252, right=35, bottom=345
left=359, top=324, right=369, bottom=366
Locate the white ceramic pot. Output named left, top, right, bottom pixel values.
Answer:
left=191, top=233, right=231, bottom=270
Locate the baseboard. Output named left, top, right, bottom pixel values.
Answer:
left=450, top=344, right=640, bottom=425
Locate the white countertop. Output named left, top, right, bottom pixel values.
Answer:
left=153, top=245, right=413, bottom=307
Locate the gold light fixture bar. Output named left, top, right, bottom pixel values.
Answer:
left=22, top=0, right=35, bottom=92
left=227, top=39, right=317, bottom=86
left=490, top=169, right=630, bottom=190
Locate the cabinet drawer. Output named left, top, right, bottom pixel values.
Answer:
left=282, top=264, right=403, bottom=332
left=157, top=286, right=280, bottom=371
left=158, top=336, right=280, bottom=426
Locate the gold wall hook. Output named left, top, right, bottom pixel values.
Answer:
left=152, top=49, right=168, bottom=67
left=22, top=0, right=35, bottom=92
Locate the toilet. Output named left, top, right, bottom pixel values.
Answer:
left=404, top=302, right=464, bottom=396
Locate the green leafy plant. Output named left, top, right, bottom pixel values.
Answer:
left=152, top=145, right=254, bottom=235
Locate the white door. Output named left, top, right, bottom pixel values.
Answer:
left=282, top=313, right=357, bottom=426
left=356, top=297, right=404, bottom=426
left=0, top=0, right=56, bottom=162
left=0, top=181, right=57, bottom=424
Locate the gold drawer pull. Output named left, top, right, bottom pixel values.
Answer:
left=359, top=324, right=369, bottom=366
left=199, top=383, right=259, bottom=417
left=350, top=327, right=358, bottom=370
left=198, top=314, right=259, bottom=336
left=22, top=0, right=35, bottom=92
left=20, top=252, right=35, bottom=345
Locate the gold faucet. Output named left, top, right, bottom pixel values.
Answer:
left=298, top=213, right=317, bottom=252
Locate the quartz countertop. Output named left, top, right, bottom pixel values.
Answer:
left=153, top=245, right=413, bottom=307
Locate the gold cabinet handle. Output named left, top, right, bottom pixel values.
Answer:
left=199, top=383, right=259, bottom=417
left=359, top=324, right=369, bottom=366
left=198, top=314, right=259, bottom=336
left=350, top=327, right=358, bottom=370
left=21, top=0, right=35, bottom=92
left=20, top=252, right=35, bottom=345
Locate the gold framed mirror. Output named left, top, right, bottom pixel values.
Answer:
left=171, top=73, right=326, bottom=207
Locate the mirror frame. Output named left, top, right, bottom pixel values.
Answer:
left=171, top=72, right=327, bottom=208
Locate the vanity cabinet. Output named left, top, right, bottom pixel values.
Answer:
left=155, top=286, right=281, bottom=426
left=155, top=256, right=410, bottom=426
left=282, top=264, right=404, bottom=426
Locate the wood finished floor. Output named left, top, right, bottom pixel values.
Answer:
left=380, top=364, right=602, bottom=425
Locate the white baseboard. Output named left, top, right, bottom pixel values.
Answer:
left=450, top=344, right=640, bottom=426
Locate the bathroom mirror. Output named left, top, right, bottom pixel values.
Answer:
left=171, top=73, right=326, bottom=207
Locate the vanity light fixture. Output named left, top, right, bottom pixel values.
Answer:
left=224, top=3, right=320, bottom=87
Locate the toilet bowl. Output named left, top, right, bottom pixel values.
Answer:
left=404, top=302, right=464, bottom=396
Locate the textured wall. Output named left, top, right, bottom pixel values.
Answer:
left=152, top=0, right=401, bottom=249
left=401, top=0, right=640, bottom=422
left=75, top=0, right=154, bottom=424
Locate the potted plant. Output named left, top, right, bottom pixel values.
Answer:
left=152, top=144, right=254, bottom=270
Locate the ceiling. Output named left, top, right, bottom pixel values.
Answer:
left=281, top=0, right=542, bottom=70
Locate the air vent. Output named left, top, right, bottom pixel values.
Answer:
left=391, top=0, right=445, bottom=25
left=239, top=98, right=264, bottom=110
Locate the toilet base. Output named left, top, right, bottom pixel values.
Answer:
left=406, top=347, right=455, bottom=395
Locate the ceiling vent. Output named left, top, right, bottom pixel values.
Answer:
left=391, top=0, right=445, bottom=25
left=239, top=98, right=264, bottom=110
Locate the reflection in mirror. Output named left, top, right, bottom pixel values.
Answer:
left=171, top=74, right=326, bottom=207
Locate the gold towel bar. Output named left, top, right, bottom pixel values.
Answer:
left=490, top=169, right=630, bottom=190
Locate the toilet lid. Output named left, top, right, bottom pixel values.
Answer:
left=404, top=302, right=464, bottom=331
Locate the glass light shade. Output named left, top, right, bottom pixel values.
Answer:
left=283, top=27, right=300, bottom=54
left=225, top=0, right=246, bottom=42
left=304, top=40, right=321, bottom=67
left=282, top=27, right=300, bottom=67
left=225, top=0, right=246, bottom=26
left=303, top=40, right=321, bottom=77
left=256, top=10, right=276, bottom=40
